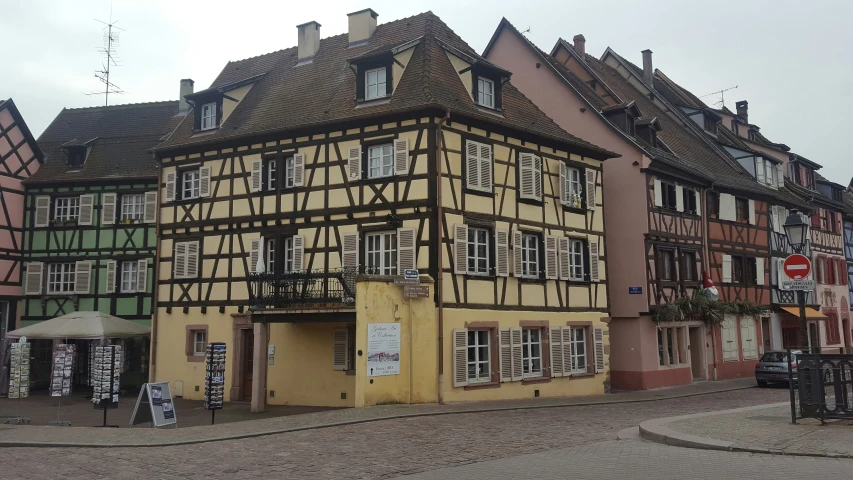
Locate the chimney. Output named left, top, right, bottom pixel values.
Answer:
left=178, top=79, right=194, bottom=115
left=736, top=100, right=749, bottom=122
left=641, top=49, right=653, bottom=85
left=297, top=21, right=321, bottom=62
left=572, top=34, right=586, bottom=56
left=347, top=8, right=378, bottom=46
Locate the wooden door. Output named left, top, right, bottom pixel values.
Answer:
left=242, top=331, right=254, bottom=402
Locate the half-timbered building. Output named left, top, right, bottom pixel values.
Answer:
left=844, top=186, right=853, bottom=329
left=151, top=10, right=615, bottom=409
left=0, top=99, right=43, bottom=343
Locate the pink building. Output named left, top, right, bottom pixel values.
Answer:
left=0, top=99, right=42, bottom=340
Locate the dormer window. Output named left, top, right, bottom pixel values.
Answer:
left=703, top=114, right=717, bottom=135
left=365, top=67, right=388, bottom=101
left=477, top=77, right=495, bottom=108
left=67, top=147, right=86, bottom=168
left=201, top=103, right=217, bottom=130
left=471, top=70, right=502, bottom=111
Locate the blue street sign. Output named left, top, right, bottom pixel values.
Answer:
left=628, top=287, right=643, bottom=295
left=404, top=269, right=419, bottom=280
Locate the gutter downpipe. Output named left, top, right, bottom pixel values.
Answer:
left=436, top=110, right=450, bottom=405
left=149, top=155, right=163, bottom=383
left=706, top=182, right=718, bottom=381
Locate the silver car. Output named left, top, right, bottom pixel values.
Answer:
left=755, top=350, right=802, bottom=387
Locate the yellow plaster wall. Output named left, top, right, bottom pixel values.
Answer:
left=392, top=47, right=415, bottom=92
left=222, top=83, right=253, bottom=124
left=446, top=52, right=473, bottom=98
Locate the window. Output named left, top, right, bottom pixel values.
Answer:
left=465, top=140, right=493, bottom=192
left=365, top=67, right=387, bottom=100
left=708, top=192, right=720, bottom=219
left=467, top=227, right=489, bottom=275
left=120, top=194, right=144, bottom=222
left=731, top=256, right=744, bottom=284
left=193, top=330, right=207, bottom=356
left=682, top=251, right=697, bottom=281
left=764, top=161, right=775, bottom=187
left=817, top=256, right=825, bottom=284
left=521, top=328, right=542, bottom=378
left=284, top=156, right=295, bottom=188
left=54, top=197, right=80, bottom=222
left=182, top=170, right=200, bottom=200
left=466, top=330, right=491, bottom=383
left=282, top=236, right=295, bottom=273
left=521, top=233, right=539, bottom=279
left=659, top=249, right=675, bottom=281
left=368, top=144, right=394, bottom=179
left=626, top=114, right=636, bottom=136
left=120, top=261, right=138, bottom=293
left=201, top=103, right=217, bottom=130
left=568, top=239, right=584, bottom=281
left=826, top=313, right=841, bottom=345
left=564, top=167, right=582, bottom=208
left=658, top=326, right=687, bottom=366
left=745, top=257, right=757, bottom=286
left=365, top=231, right=397, bottom=275
left=266, top=159, right=277, bottom=190
left=570, top=327, right=587, bottom=374
left=265, top=237, right=276, bottom=273
left=683, top=189, right=698, bottom=215
left=661, top=182, right=677, bottom=210
left=735, top=197, right=749, bottom=223
left=703, top=114, right=717, bottom=134
left=47, top=263, right=76, bottom=294
left=173, top=241, right=200, bottom=279
left=477, top=77, right=494, bottom=108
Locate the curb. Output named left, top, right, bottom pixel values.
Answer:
left=1, top=383, right=754, bottom=449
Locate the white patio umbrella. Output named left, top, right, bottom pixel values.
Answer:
left=4, top=311, right=150, bottom=340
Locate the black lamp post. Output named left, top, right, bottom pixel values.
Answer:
left=783, top=212, right=811, bottom=350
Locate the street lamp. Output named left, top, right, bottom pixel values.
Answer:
left=783, top=211, right=811, bottom=350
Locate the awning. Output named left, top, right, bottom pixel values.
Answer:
left=780, top=306, right=828, bottom=320
left=5, top=311, right=150, bottom=340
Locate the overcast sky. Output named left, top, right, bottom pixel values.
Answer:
left=3, top=0, right=850, bottom=184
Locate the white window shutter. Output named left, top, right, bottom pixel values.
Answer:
left=341, top=232, right=360, bottom=269
left=479, top=143, right=493, bottom=192
left=755, top=158, right=765, bottom=183
left=348, top=146, right=362, bottom=181
left=452, top=328, right=468, bottom=387
left=720, top=193, right=735, bottom=221
left=186, top=241, right=200, bottom=278
left=770, top=206, right=780, bottom=233
left=722, top=254, right=732, bottom=283
left=533, top=156, right=542, bottom=201
left=293, top=153, right=305, bottom=187
left=545, top=235, right=558, bottom=280
left=105, top=260, right=116, bottom=293
left=695, top=189, right=701, bottom=216
left=519, top=153, right=535, bottom=200
left=512, top=231, right=523, bottom=278
left=101, top=193, right=117, bottom=225
left=594, top=326, right=606, bottom=373
left=756, top=257, right=765, bottom=286
left=561, top=327, right=573, bottom=374
left=164, top=172, right=176, bottom=202
left=495, top=230, right=509, bottom=277
left=559, top=162, right=568, bottom=206
left=549, top=326, right=563, bottom=378
left=776, top=258, right=784, bottom=286
left=397, top=228, right=416, bottom=273
left=585, top=168, right=597, bottom=210
left=776, top=164, right=785, bottom=188
left=558, top=237, right=570, bottom=280
left=249, top=238, right=261, bottom=274
left=500, top=328, right=512, bottom=382
left=136, top=259, right=148, bottom=293
left=453, top=224, right=468, bottom=275
left=199, top=166, right=212, bottom=198
left=675, top=185, right=684, bottom=212
left=589, top=241, right=600, bottom=282
left=653, top=179, right=663, bottom=207
left=74, top=261, right=92, bottom=294
left=143, top=191, right=158, bottom=223
left=393, top=138, right=409, bottom=175
left=78, top=194, right=95, bottom=225
left=24, top=262, right=43, bottom=295
left=250, top=160, right=262, bottom=192
left=173, top=242, right=187, bottom=279
left=748, top=199, right=756, bottom=225
left=333, top=328, right=348, bottom=371
left=292, top=235, right=305, bottom=271
left=34, top=196, right=50, bottom=227
left=466, top=140, right=480, bottom=190
left=510, top=327, right=523, bottom=381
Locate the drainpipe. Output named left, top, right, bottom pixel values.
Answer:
left=149, top=157, right=163, bottom=382
left=436, top=110, right=450, bottom=405
left=703, top=183, right=718, bottom=380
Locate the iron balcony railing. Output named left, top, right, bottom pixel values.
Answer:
left=249, top=267, right=358, bottom=310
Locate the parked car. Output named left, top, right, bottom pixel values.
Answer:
left=755, top=350, right=802, bottom=387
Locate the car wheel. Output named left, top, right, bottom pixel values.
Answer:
left=757, top=379, right=768, bottom=388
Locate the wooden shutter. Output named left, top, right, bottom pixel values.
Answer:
left=24, top=262, right=43, bottom=295
left=838, top=258, right=846, bottom=286
left=143, top=191, right=158, bottom=223
left=675, top=185, right=684, bottom=212
left=770, top=206, right=780, bottom=233
left=333, top=328, right=348, bottom=371
left=250, top=159, right=262, bottom=192
left=348, top=145, right=362, bottom=181
left=755, top=158, right=765, bottom=183
left=397, top=228, right=416, bottom=273
left=545, top=235, right=558, bottom=280
left=452, top=328, right=468, bottom=387
left=479, top=143, right=493, bottom=192
left=695, top=189, right=701, bottom=216
left=559, top=162, right=568, bottom=206
left=519, top=153, right=535, bottom=200
left=748, top=199, right=756, bottom=225
left=78, top=194, right=95, bottom=225
left=510, top=327, right=523, bottom=381
left=534, top=156, right=542, bottom=200
left=495, top=229, right=509, bottom=277
left=101, top=193, right=117, bottom=225
left=136, top=259, right=148, bottom=293
left=453, top=224, right=468, bottom=274
left=720, top=193, right=735, bottom=221
left=558, top=237, right=570, bottom=280
left=562, top=327, right=573, bottom=373
left=593, top=326, right=605, bottom=374
left=722, top=317, right=738, bottom=361
left=465, top=140, right=480, bottom=190
left=741, top=318, right=756, bottom=359
left=500, top=328, right=512, bottom=382
left=292, top=235, right=304, bottom=271
left=512, top=230, right=523, bottom=278
left=549, top=326, right=564, bottom=378
left=776, top=164, right=785, bottom=188
left=293, top=153, right=305, bottom=187
left=393, top=138, right=409, bottom=175
left=34, top=196, right=50, bottom=227
left=588, top=241, right=600, bottom=282
left=341, top=232, right=359, bottom=269
left=653, top=179, right=663, bottom=207
left=722, top=254, right=732, bottom=283
left=249, top=238, right=261, bottom=274
left=755, top=257, right=765, bottom=286
left=186, top=241, right=200, bottom=278
left=164, top=172, right=176, bottom=202
left=199, top=166, right=212, bottom=197
left=585, top=168, right=597, bottom=211
left=74, top=261, right=92, bottom=294
left=105, top=260, right=117, bottom=294
left=174, top=242, right=187, bottom=279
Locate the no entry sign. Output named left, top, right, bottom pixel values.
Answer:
left=783, top=254, right=811, bottom=280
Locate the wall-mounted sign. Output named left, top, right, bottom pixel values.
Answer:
left=404, top=285, right=430, bottom=298
left=367, top=323, right=400, bottom=377
left=781, top=279, right=817, bottom=291
left=394, top=278, right=419, bottom=285
left=628, top=287, right=643, bottom=295
left=404, top=269, right=419, bottom=280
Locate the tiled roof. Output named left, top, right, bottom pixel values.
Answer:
left=156, top=12, right=615, bottom=159
left=1, top=98, right=45, bottom=164
left=28, top=101, right=180, bottom=184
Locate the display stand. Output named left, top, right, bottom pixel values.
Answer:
left=91, top=344, right=121, bottom=427
left=5, top=339, right=31, bottom=425
left=47, top=343, right=75, bottom=427
left=204, top=342, right=226, bottom=425
left=129, top=382, right=177, bottom=428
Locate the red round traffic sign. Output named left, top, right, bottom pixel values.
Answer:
left=783, top=254, right=811, bottom=280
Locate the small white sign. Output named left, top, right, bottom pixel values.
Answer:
left=781, top=279, right=817, bottom=291
left=404, top=269, right=419, bottom=280
left=268, top=345, right=275, bottom=355
left=367, top=323, right=401, bottom=377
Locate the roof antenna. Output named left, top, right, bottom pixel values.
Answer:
left=699, top=84, right=738, bottom=109
left=520, top=26, right=531, bottom=36
left=86, top=4, right=126, bottom=106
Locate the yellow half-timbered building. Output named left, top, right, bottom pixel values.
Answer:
left=152, top=10, right=616, bottom=409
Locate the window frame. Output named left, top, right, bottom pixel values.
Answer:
left=477, top=77, right=495, bottom=109
left=735, top=197, right=749, bottom=223
left=658, top=247, right=676, bottom=282
left=569, top=326, right=588, bottom=374
left=120, top=193, right=145, bottom=223
left=471, top=70, right=502, bottom=111
left=658, top=326, right=688, bottom=367
left=521, top=327, right=543, bottom=378
left=564, top=166, right=583, bottom=208
left=53, top=197, right=80, bottom=223
left=520, top=232, right=540, bottom=279
left=46, top=262, right=76, bottom=295
left=661, top=182, right=678, bottom=211
left=364, top=67, right=388, bottom=101
left=364, top=230, right=398, bottom=276
left=682, top=188, right=698, bottom=215
left=568, top=238, right=585, bottom=281
left=682, top=250, right=698, bottom=282
left=185, top=325, right=209, bottom=362
left=367, top=143, right=394, bottom=180
left=119, top=260, right=139, bottom=293
left=708, top=191, right=720, bottom=219
left=200, top=102, right=218, bottom=131
left=466, top=329, right=492, bottom=384
left=467, top=226, right=490, bottom=276
left=181, top=169, right=201, bottom=200
left=731, top=255, right=745, bottom=284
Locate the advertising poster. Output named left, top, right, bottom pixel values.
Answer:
left=367, top=323, right=401, bottom=377
left=150, top=385, right=163, bottom=406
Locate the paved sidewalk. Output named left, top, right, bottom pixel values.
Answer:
left=640, top=398, right=853, bottom=458
left=0, top=378, right=756, bottom=448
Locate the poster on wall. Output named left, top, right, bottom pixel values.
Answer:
left=367, top=323, right=401, bottom=377
left=50, top=344, right=75, bottom=397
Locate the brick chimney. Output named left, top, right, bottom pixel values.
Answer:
left=736, top=100, right=749, bottom=122
left=297, top=21, right=321, bottom=62
left=641, top=49, right=653, bottom=85
left=178, top=79, right=194, bottom=115
left=347, top=8, right=378, bottom=46
left=572, top=34, right=586, bottom=56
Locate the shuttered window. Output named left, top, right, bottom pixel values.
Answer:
left=397, top=227, right=416, bottom=273
left=101, top=193, right=117, bottom=225
left=560, top=164, right=583, bottom=208
left=47, top=263, right=76, bottom=294
left=521, top=328, right=543, bottom=378
left=741, top=317, right=758, bottom=359
left=333, top=328, right=350, bottom=371
left=174, top=241, right=200, bottom=279
left=120, top=261, right=139, bottom=293
left=467, top=227, right=489, bottom=275
left=495, top=230, right=509, bottom=277
left=341, top=232, right=360, bottom=269
left=143, top=191, right=157, bottom=223
left=182, top=170, right=201, bottom=199
left=567, top=238, right=584, bottom=281
left=54, top=197, right=80, bottom=222
left=465, top=140, right=493, bottom=192
left=518, top=153, right=542, bottom=201
left=34, top=196, right=50, bottom=227
left=721, top=317, right=739, bottom=361
left=467, top=330, right=491, bottom=383
left=368, top=144, right=394, bottom=179
left=365, top=231, right=397, bottom=275
left=78, top=194, right=95, bottom=226
left=569, top=327, right=587, bottom=374
left=105, top=260, right=117, bottom=294
left=520, top=233, right=539, bottom=279
left=120, top=194, right=144, bottom=222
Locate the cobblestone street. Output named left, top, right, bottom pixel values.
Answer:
left=1, top=387, right=801, bottom=479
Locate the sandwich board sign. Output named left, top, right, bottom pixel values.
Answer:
left=129, top=381, right=177, bottom=428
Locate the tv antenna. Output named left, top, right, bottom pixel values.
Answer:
left=86, top=8, right=126, bottom=106
left=699, top=84, right=738, bottom=108
left=520, top=26, right=531, bottom=36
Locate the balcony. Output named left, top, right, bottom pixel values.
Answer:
left=249, top=268, right=358, bottom=311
